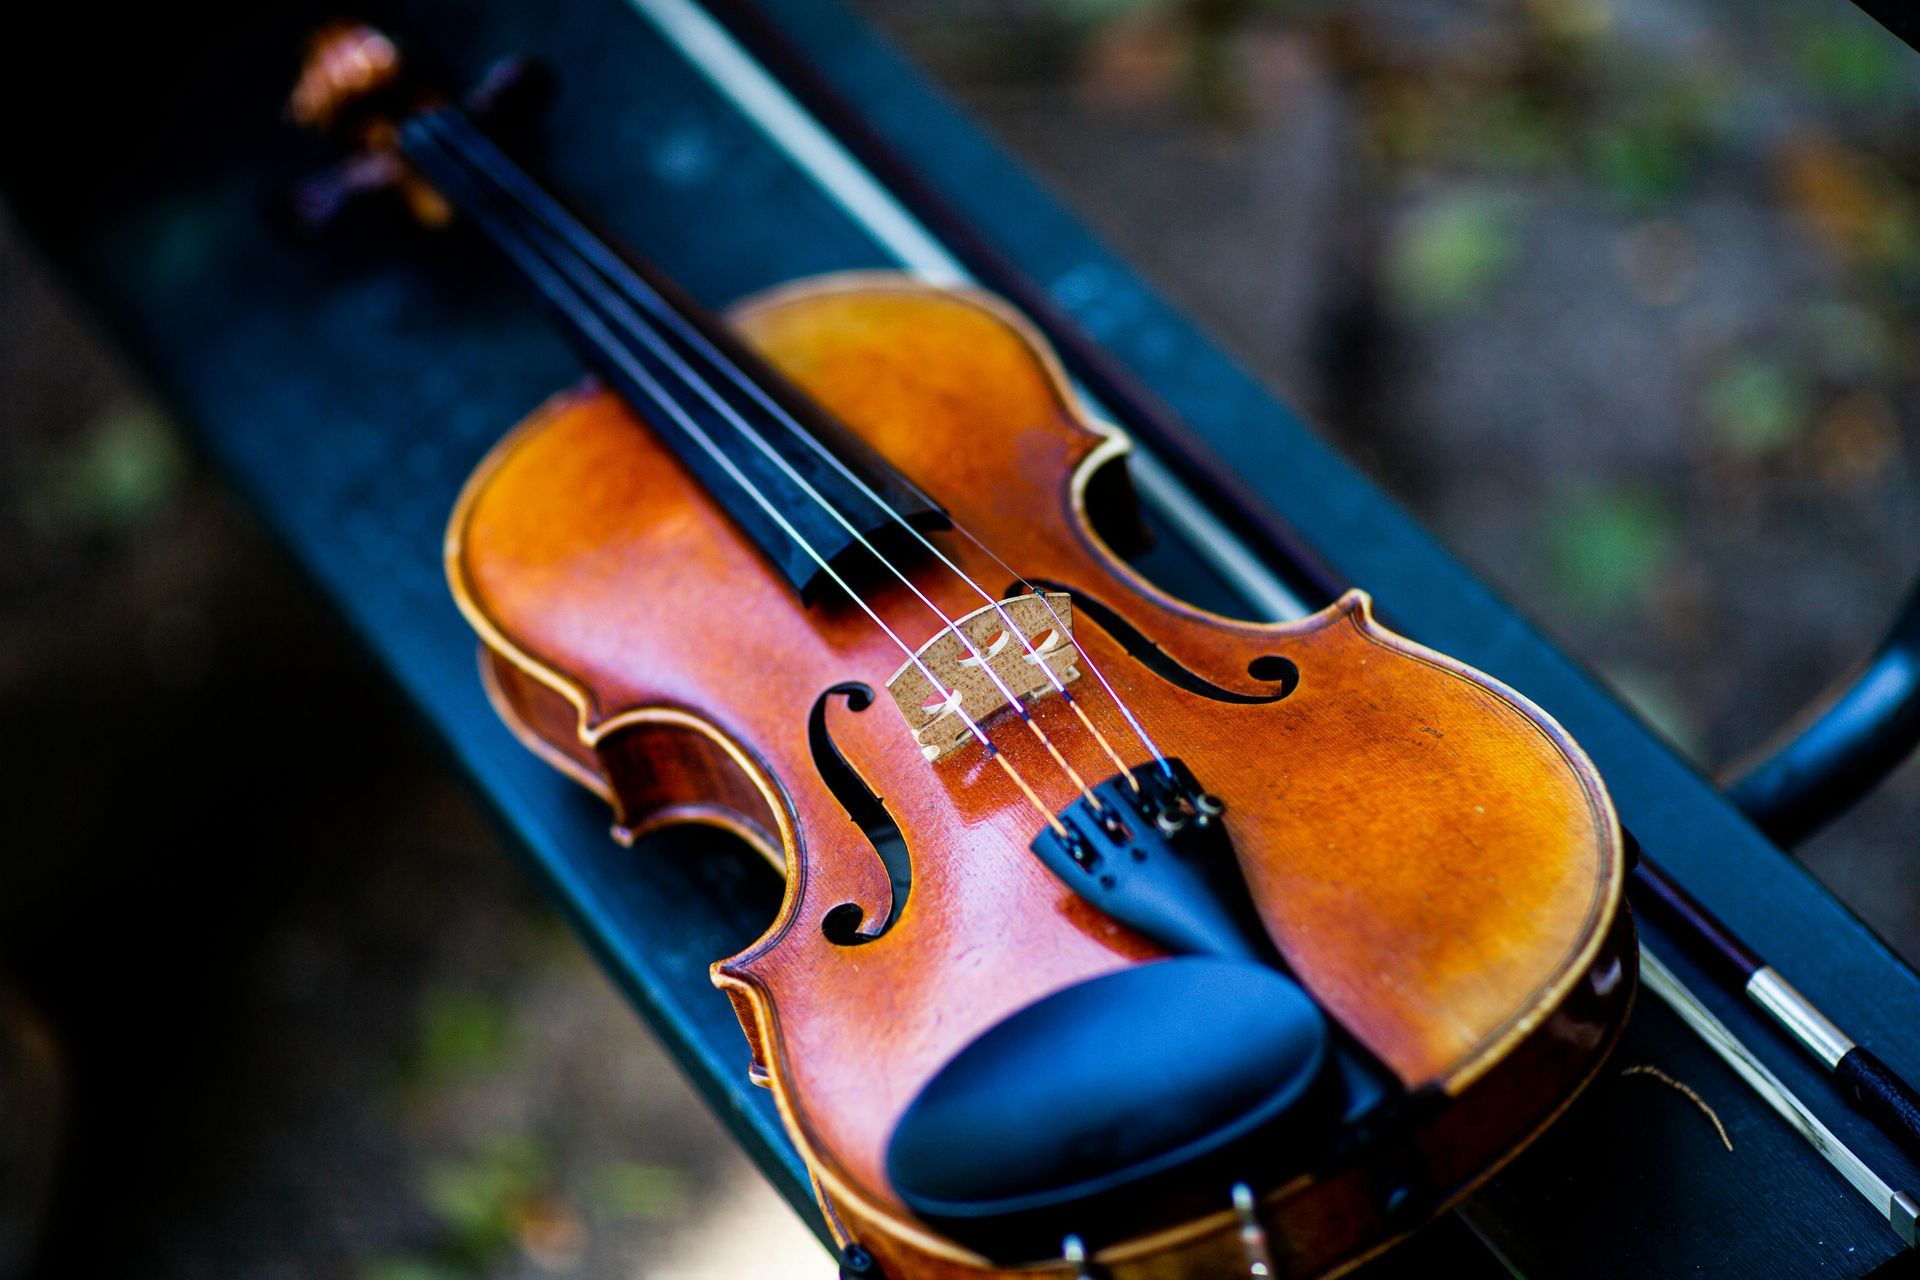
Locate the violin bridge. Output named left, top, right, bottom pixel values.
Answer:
left=887, top=592, right=1081, bottom=761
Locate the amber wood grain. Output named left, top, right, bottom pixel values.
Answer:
left=448, top=273, right=1630, bottom=1277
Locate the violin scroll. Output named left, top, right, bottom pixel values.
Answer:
left=283, top=23, right=552, bottom=235
left=288, top=22, right=402, bottom=132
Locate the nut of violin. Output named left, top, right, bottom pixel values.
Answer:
left=886, top=592, right=1080, bottom=761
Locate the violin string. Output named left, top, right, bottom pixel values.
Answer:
left=404, top=121, right=1071, bottom=836
left=949, top=529, right=1170, bottom=786
left=418, top=111, right=1107, bottom=812
left=425, top=110, right=1167, bottom=787
left=416, top=112, right=1098, bottom=809
left=993, top=750, right=1071, bottom=839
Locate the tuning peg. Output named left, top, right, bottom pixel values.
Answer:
left=279, top=23, right=552, bottom=237
left=464, top=54, right=554, bottom=131
left=288, top=23, right=404, bottom=134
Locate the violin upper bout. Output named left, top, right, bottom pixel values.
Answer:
left=444, top=380, right=814, bottom=870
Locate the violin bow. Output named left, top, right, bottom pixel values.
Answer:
left=1640, top=949, right=1917, bottom=1245
left=1631, top=849, right=1920, bottom=1162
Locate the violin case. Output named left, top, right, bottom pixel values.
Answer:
left=4, top=0, right=1918, bottom=1274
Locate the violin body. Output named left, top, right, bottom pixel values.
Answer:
left=449, top=272, right=1633, bottom=1278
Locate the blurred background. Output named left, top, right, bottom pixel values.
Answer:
left=2, top=0, right=1917, bottom=1274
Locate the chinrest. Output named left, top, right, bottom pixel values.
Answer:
left=886, top=956, right=1338, bottom=1261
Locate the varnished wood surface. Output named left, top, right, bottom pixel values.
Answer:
left=448, top=274, right=1629, bottom=1275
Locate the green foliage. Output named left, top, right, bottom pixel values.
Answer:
left=1858, top=190, right=1920, bottom=280
left=1545, top=487, right=1677, bottom=617
left=1385, top=192, right=1520, bottom=319
left=1589, top=119, right=1690, bottom=209
left=1523, top=0, right=1614, bottom=47
left=374, top=992, right=533, bottom=1274
left=1801, top=299, right=1896, bottom=382
left=1799, top=18, right=1912, bottom=109
left=1704, top=356, right=1811, bottom=457
left=592, top=1159, right=691, bottom=1222
left=1586, top=72, right=1731, bottom=211
left=419, top=1135, right=551, bottom=1264
left=37, top=401, right=186, bottom=535
left=408, top=989, right=511, bottom=1087
left=1466, top=92, right=1574, bottom=175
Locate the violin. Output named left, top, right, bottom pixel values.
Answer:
left=291, top=25, right=1633, bottom=1278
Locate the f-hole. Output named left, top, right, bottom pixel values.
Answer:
left=1014, top=581, right=1300, bottom=704
left=1246, top=654, right=1301, bottom=696
left=809, top=683, right=911, bottom=945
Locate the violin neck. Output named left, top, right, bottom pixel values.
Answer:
left=396, top=108, right=946, bottom=603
